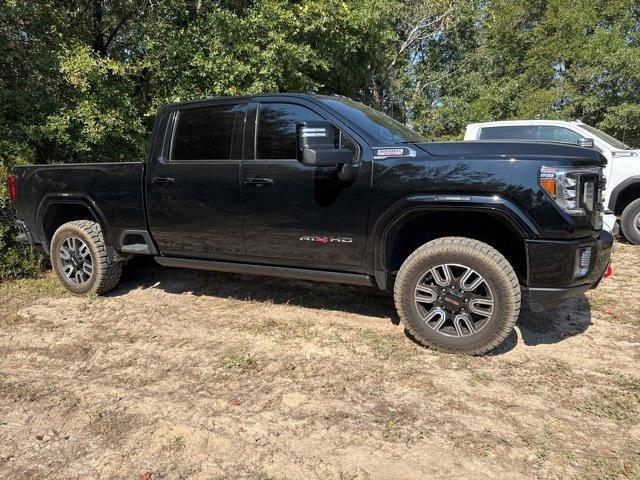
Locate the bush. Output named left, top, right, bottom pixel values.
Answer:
left=0, top=167, right=47, bottom=280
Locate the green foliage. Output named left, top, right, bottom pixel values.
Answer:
left=0, top=166, right=47, bottom=279
left=412, top=0, right=640, bottom=144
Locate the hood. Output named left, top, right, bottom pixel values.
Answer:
left=417, top=141, right=607, bottom=166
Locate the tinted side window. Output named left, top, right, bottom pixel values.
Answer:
left=171, top=104, right=243, bottom=161
left=536, top=126, right=584, bottom=144
left=337, top=130, right=358, bottom=155
left=479, top=125, right=585, bottom=145
left=256, top=103, right=323, bottom=159
left=478, top=126, right=538, bottom=140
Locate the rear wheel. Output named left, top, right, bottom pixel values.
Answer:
left=394, top=237, right=521, bottom=355
left=620, top=198, right=640, bottom=245
left=51, top=220, right=122, bottom=295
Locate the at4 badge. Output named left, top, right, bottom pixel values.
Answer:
left=300, top=236, right=353, bottom=244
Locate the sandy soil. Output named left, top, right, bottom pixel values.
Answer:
left=0, top=243, right=638, bottom=480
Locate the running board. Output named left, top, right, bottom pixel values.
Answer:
left=154, top=257, right=375, bottom=286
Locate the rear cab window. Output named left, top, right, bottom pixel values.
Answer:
left=170, top=103, right=245, bottom=161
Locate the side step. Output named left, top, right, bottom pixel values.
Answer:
left=119, top=229, right=158, bottom=255
left=154, top=256, right=374, bottom=286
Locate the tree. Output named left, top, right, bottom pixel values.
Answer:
left=411, top=0, right=640, bottom=144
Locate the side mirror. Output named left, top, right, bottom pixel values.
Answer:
left=297, top=121, right=353, bottom=166
left=578, top=138, right=595, bottom=149
left=301, top=147, right=353, bottom=166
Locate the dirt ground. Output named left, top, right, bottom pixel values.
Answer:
left=0, top=242, right=639, bottom=480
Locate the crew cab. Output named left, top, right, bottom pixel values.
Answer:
left=465, top=120, right=640, bottom=243
left=9, top=94, right=613, bottom=354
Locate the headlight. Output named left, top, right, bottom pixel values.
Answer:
left=540, top=166, right=600, bottom=215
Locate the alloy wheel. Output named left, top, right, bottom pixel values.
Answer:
left=59, top=236, right=93, bottom=285
left=414, top=263, right=494, bottom=338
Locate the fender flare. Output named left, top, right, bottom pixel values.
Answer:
left=36, top=193, right=112, bottom=253
left=607, top=176, right=640, bottom=213
left=371, top=194, right=539, bottom=289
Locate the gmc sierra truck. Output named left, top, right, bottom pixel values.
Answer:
left=9, top=93, right=613, bottom=354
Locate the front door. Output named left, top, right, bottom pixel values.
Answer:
left=146, top=102, right=246, bottom=259
left=241, top=100, right=371, bottom=271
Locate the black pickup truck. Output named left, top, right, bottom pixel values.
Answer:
left=10, top=93, right=613, bottom=354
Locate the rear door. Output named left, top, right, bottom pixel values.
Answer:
left=240, top=99, right=371, bottom=270
left=146, top=101, right=246, bottom=259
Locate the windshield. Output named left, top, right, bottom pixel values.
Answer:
left=579, top=124, right=632, bottom=150
left=318, top=96, right=427, bottom=144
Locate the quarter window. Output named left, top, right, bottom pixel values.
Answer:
left=171, top=104, right=243, bottom=161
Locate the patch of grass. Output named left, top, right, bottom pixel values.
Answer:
left=618, top=375, right=640, bottom=393
left=535, top=445, right=551, bottom=461
left=436, top=353, right=473, bottom=371
left=163, top=435, right=186, bottom=452
left=577, top=388, right=639, bottom=424
left=242, top=316, right=317, bottom=341
left=468, top=370, right=494, bottom=386
left=358, top=330, right=414, bottom=361
left=0, top=272, right=66, bottom=300
left=222, top=347, right=260, bottom=372
left=0, top=273, right=67, bottom=326
left=578, top=454, right=640, bottom=480
left=87, top=405, right=140, bottom=447
left=374, top=399, right=426, bottom=445
left=381, top=417, right=401, bottom=442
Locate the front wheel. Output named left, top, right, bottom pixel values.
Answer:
left=620, top=198, right=640, bottom=245
left=51, top=220, right=122, bottom=295
left=394, top=237, right=521, bottom=355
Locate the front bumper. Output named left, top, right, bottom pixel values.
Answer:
left=527, top=284, right=593, bottom=312
left=526, top=230, right=613, bottom=312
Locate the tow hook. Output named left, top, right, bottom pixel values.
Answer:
left=604, top=264, right=613, bottom=279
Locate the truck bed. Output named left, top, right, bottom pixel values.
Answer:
left=14, top=162, right=146, bottom=252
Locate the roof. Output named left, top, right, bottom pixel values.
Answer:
left=467, top=119, right=584, bottom=129
left=162, top=92, right=321, bottom=110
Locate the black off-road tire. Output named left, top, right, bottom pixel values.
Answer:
left=51, top=220, right=122, bottom=295
left=620, top=199, right=640, bottom=245
left=394, top=237, right=521, bottom=355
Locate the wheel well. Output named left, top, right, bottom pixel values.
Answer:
left=385, top=210, right=527, bottom=282
left=42, top=203, right=100, bottom=249
left=613, top=182, right=640, bottom=216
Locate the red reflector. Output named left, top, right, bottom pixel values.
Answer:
left=8, top=175, right=17, bottom=204
left=604, top=265, right=613, bottom=278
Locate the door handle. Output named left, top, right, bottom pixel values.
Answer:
left=152, top=176, right=175, bottom=185
left=244, top=177, right=273, bottom=186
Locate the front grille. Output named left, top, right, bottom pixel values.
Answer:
left=580, top=169, right=605, bottom=229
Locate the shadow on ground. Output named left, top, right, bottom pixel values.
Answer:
left=491, top=295, right=592, bottom=354
left=112, top=257, right=592, bottom=354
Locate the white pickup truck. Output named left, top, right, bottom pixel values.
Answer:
left=465, top=120, right=640, bottom=243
